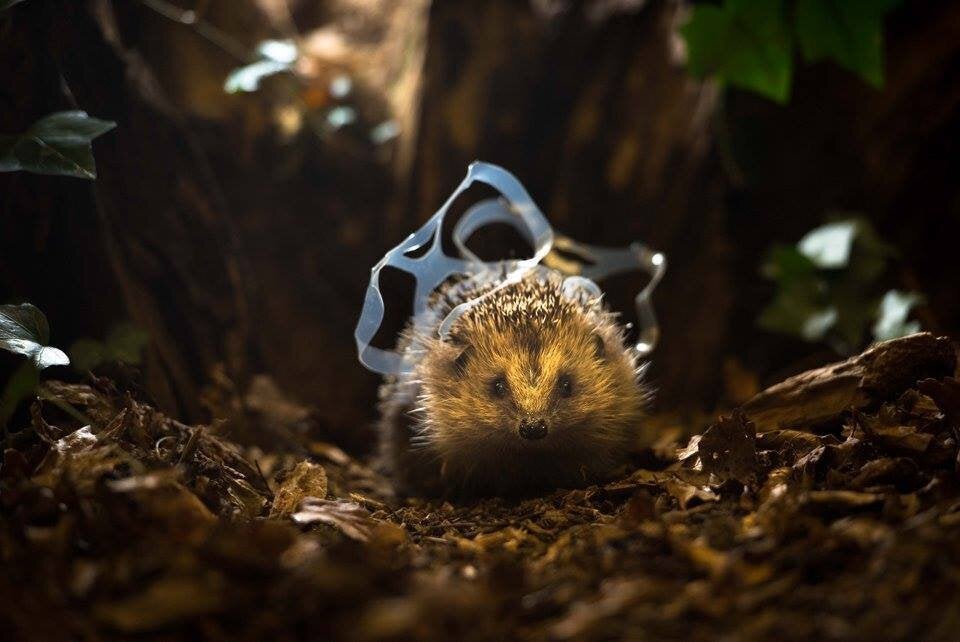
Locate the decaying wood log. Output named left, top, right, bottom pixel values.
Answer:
left=742, top=333, right=956, bottom=433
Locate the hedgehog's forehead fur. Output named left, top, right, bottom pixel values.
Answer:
left=451, top=274, right=592, bottom=337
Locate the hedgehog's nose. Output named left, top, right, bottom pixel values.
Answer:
left=519, top=418, right=548, bottom=440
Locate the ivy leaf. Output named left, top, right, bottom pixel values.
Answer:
left=798, top=220, right=858, bottom=268
left=69, top=339, right=107, bottom=373
left=762, top=244, right=818, bottom=281
left=0, top=303, right=70, bottom=369
left=0, top=361, right=39, bottom=427
left=759, top=245, right=832, bottom=339
left=105, top=323, right=149, bottom=364
left=224, top=60, right=290, bottom=93
left=224, top=40, right=298, bottom=94
left=758, top=275, right=836, bottom=341
left=0, top=111, right=116, bottom=179
left=759, top=217, right=908, bottom=354
left=680, top=0, right=793, bottom=103
left=795, top=0, right=899, bottom=88
left=69, top=322, right=149, bottom=371
left=1, top=0, right=27, bottom=11
left=872, top=290, right=922, bottom=341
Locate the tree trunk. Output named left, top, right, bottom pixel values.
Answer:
left=40, top=0, right=253, bottom=421
left=407, top=0, right=732, bottom=407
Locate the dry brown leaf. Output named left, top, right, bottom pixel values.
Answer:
left=292, top=498, right=377, bottom=542
left=270, top=460, right=328, bottom=518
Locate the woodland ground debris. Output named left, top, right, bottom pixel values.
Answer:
left=1, top=333, right=960, bottom=640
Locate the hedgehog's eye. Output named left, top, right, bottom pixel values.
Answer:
left=557, top=373, right=574, bottom=398
left=491, top=376, right=509, bottom=399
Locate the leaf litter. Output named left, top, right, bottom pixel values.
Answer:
left=2, top=336, right=960, bottom=640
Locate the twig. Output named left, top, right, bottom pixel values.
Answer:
left=177, top=425, right=205, bottom=466
left=37, top=384, right=95, bottom=427
left=137, top=0, right=249, bottom=61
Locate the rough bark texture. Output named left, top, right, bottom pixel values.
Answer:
left=408, top=0, right=732, bottom=407
left=743, top=333, right=957, bottom=433
left=4, top=0, right=960, bottom=442
left=44, top=0, right=253, bottom=421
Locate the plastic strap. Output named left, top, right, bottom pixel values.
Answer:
left=355, top=161, right=666, bottom=374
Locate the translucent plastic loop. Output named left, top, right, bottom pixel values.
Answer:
left=562, top=275, right=603, bottom=301
left=544, top=236, right=666, bottom=357
left=355, top=161, right=667, bottom=375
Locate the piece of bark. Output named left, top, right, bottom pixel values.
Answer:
left=742, top=333, right=956, bottom=433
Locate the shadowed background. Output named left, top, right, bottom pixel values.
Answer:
left=2, top=0, right=959, bottom=452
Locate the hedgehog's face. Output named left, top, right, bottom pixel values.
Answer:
left=418, top=317, right=646, bottom=492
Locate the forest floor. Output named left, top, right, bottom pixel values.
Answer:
left=2, top=334, right=960, bottom=641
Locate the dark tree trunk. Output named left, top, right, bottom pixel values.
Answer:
left=4, top=0, right=959, bottom=438
left=22, top=0, right=254, bottom=421
left=408, top=0, right=733, bottom=407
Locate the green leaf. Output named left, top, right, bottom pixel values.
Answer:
left=761, top=245, right=818, bottom=282
left=680, top=0, right=793, bottom=103
left=104, top=322, right=149, bottom=364
left=829, top=285, right=877, bottom=353
left=798, top=220, right=858, bottom=268
left=872, top=290, right=922, bottom=341
left=225, top=60, right=290, bottom=93
left=1, top=0, right=27, bottom=11
left=795, top=0, right=899, bottom=88
left=0, top=303, right=70, bottom=369
left=760, top=299, right=839, bottom=342
left=843, top=216, right=892, bottom=282
left=224, top=40, right=298, bottom=94
left=758, top=277, right=835, bottom=341
left=0, top=111, right=116, bottom=179
left=69, top=338, right=107, bottom=372
left=759, top=216, right=903, bottom=354
left=69, top=322, right=149, bottom=372
left=0, top=361, right=39, bottom=427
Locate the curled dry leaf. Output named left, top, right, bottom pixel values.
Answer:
left=292, top=498, right=377, bottom=542
left=270, top=460, right=328, bottom=518
left=5, top=337, right=960, bottom=641
left=857, top=410, right=934, bottom=453
left=697, top=410, right=758, bottom=482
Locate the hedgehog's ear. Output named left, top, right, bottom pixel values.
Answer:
left=592, top=332, right=607, bottom=361
left=452, top=343, right=474, bottom=376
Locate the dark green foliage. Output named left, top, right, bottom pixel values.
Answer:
left=759, top=218, right=922, bottom=354
left=70, top=322, right=149, bottom=372
left=224, top=40, right=298, bottom=93
left=681, top=0, right=792, bottom=102
left=795, top=0, right=898, bottom=88
left=0, top=361, right=38, bottom=428
left=0, top=110, right=116, bottom=179
left=681, top=0, right=900, bottom=102
left=0, top=303, right=69, bottom=370
left=0, top=0, right=27, bottom=11
left=0, top=303, right=68, bottom=428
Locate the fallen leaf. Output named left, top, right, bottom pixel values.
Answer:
left=698, top=410, right=758, bottom=482
left=292, top=498, right=377, bottom=542
left=270, top=460, right=328, bottom=518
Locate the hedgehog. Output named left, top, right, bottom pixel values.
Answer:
left=378, top=264, right=649, bottom=497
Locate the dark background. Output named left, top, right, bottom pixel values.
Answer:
left=2, top=0, right=959, bottom=452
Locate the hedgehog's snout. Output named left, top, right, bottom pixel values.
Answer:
left=518, top=417, right=548, bottom=440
